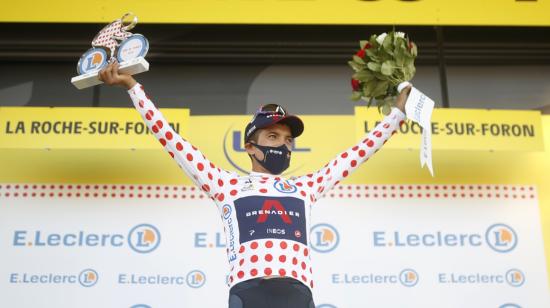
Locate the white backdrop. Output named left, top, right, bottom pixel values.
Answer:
left=0, top=183, right=548, bottom=308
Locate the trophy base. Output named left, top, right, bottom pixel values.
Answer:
left=71, top=57, right=149, bottom=90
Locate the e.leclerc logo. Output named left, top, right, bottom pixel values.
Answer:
left=186, top=270, right=206, bottom=288
left=310, top=223, right=339, bottom=253
left=13, top=223, right=161, bottom=254
left=373, top=223, right=517, bottom=253
left=10, top=268, right=99, bottom=287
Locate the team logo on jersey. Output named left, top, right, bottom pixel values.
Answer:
left=273, top=179, right=297, bottom=193
left=235, top=196, right=307, bottom=245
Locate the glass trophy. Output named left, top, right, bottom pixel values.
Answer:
left=71, top=12, right=149, bottom=89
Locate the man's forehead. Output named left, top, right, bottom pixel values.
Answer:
left=261, top=123, right=292, bottom=136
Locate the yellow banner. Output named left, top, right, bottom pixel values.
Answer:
left=355, top=107, right=545, bottom=151
left=2, top=0, right=550, bottom=26
left=0, top=107, right=189, bottom=149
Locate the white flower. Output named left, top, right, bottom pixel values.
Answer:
left=395, top=32, right=406, bottom=38
left=376, top=33, right=387, bottom=44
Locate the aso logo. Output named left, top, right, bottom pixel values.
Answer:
left=310, top=223, right=339, bottom=253
left=274, top=179, right=297, bottom=193
left=78, top=269, right=99, bottom=287
left=128, top=224, right=161, bottom=253
left=486, top=223, right=518, bottom=253
left=399, top=269, right=419, bottom=287
left=186, top=270, right=206, bottom=288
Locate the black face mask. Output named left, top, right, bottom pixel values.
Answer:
left=250, top=143, right=291, bottom=175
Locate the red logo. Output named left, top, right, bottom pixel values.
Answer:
left=257, top=200, right=292, bottom=224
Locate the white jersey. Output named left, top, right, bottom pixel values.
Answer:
left=128, top=83, right=406, bottom=292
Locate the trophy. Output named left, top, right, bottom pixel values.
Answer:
left=71, top=12, right=149, bottom=89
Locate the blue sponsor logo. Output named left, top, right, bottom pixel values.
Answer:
left=78, top=269, right=99, bottom=287
left=273, top=179, right=298, bottom=193
left=186, top=270, right=206, bottom=288
left=310, top=223, right=339, bottom=253
left=128, top=224, right=161, bottom=253
left=399, top=269, right=419, bottom=287
left=486, top=223, right=517, bottom=253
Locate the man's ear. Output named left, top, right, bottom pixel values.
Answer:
left=244, top=142, right=255, bottom=155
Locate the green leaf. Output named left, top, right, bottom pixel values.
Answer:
left=363, top=79, right=377, bottom=97
left=367, top=62, right=381, bottom=72
left=372, top=80, right=390, bottom=98
left=381, top=61, right=395, bottom=76
left=381, top=103, right=391, bottom=115
left=359, top=40, right=370, bottom=50
left=353, top=55, right=366, bottom=64
left=353, top=70, right=375, bottom=82
left=350, top=91, right=362, bottom=101
left=348, top=60, right=364, bottom=72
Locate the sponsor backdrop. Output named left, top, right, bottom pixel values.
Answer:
left=1, top=107, right=549, bottom=307
left=2, top=0, right=550, bottom=26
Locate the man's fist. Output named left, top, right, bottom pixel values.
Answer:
left=98, top=60, right=137, bottom=90
left=395, top=84, right=412, bottom=114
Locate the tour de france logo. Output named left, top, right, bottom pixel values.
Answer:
left=78, top=268, right=99, bottom=287
left=399, top=268, right=419, bottom=287
left=505, top=269, right=525, bottom=287
left=485, top=223, right=518, bottom=253
left=310, top=223, right=339, bottom=253
left=128, top=224, right=161, bottom=253
left=186, top=270, right=206, bottom=288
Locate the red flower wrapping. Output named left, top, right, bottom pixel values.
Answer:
left=351, top=78, right=361, bottom=91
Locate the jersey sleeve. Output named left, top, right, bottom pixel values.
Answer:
left=294, top=107, right=406, bottom=202
left=127, top=82, right=237, bottom=199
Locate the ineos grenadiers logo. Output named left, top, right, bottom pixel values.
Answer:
left=399, top=269, right=419, bottom=287
left=128, top=224, right=161, bottom=253
left=186, top=270, right=206, bottom=288
left=310, top=223, right=339, bottom=253
left=486, top=223, right=518, bottom=253
left=78, top=269, right=99, bottom=287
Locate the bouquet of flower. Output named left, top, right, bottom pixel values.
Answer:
left=349, top=30, right=418, bottom=115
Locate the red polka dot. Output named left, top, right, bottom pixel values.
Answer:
left=359, top=150, right=366, bottom=157
left=138, top=100, right=144, bottom=108
left=343, top=170, right=349, bottom=177
left=300, top=191, right=306, bottom=197
left=317, top=176, right=323, bottom=183
left=292, top=271, right=297, bottom=278
left=145, top=110, right=154, bottom=120
left=159, top=138, right=166, bottom=146
left=351, top=160, right=357, bottom=167
left=296, top=182, right=303, bottom=187
left=307, top=182, right=314, bottom=187
left=218, top=179, right=224, bottom=187
left=217, top=193, right=225, bottom=202
left=230, top=189, right=237, bottom=196
left=151, top=125, right=159, bottom=133
left=341, top=152, right=348, bottom=158
left=265, top=254, right=273, bottom=262
left=301, top=262, right=306, bottom=270
left=239, top=246, right=245, bottom=253
left=373, top=131, right=382, bottom=138
left=186, top=153, right=193, bottom=161
left=251, top=255, right=258, bottom=263
left=293, top=244, right=300, bottom=251
left=237, top=271, right=244, bottom=279
left=279, top=255, right=286, bottom=262
left=201, top=184, right=210, bottom=192
left=310, top=281, right=314, bottom=288
left=251, top=242, right=259, bottom=249
left=165, top=131, right=173, bottom=140
left=292, top=257, right=298, bottom=265
left=260, top=188, right=268, bottom=193
left=279, top=269, right=286, bottom=276
left=352, top=146, right=359, bottom=151
left=366, top=140, right=374, bottom=147
left=301, top=275, right=307, bottom=282
left=250, top=269, right=258, bottom=276
left=208, top=173, right=213, bottom=180
left=155, top=120, right=163, bottom=129
left=303, top=248, right=309, bottom=257
left=176, top=142, right=183, bottom=151
left=230, top=179, right=238, bottom=185
left=264, top=268, right=272, bottom=275
left=265, top=241, right=273, bottom=248
left=239, top=259, right=245, bottom=266
left=197, top=163, right=204, bottom=171
left=280, top=241, right=288, bottom=249
left=169, top=152, right=174, bottom=158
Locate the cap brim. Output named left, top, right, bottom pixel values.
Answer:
left=275, top=115, right=304, bottom=139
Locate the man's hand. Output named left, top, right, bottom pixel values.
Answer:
left=395, top=84, right=412, bottom=114
left=98, top=60, right=137, bottom=90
